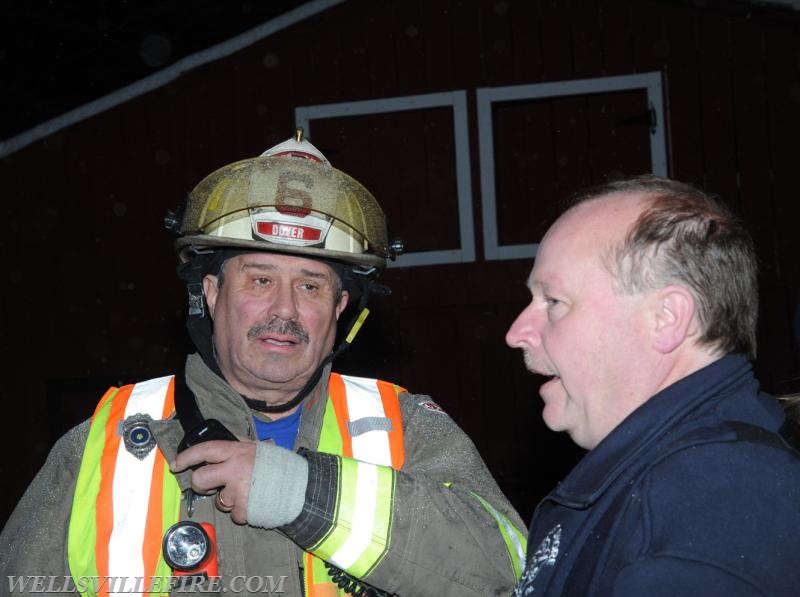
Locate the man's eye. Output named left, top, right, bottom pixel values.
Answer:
left=545, top=297, right=560, bottom=307
left=300, top=283, right=319, bottom=292
left=254, top=277, right=271, bottom=286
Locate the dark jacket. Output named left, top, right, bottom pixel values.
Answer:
left=515, top=354, right=800, bottom=596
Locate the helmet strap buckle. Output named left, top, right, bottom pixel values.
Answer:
left=187, top=282, right=205, bottom=318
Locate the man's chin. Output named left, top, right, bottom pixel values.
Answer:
left=541, top=400, right=567, bottom=431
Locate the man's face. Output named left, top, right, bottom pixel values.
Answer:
left=506, top=194, right=656, bottom=449
left=203, top=252, right=348, bottom=402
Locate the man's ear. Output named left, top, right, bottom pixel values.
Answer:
left=335, top=291, right=350, bottom=320
left=202, top=275, right=220, bottom=319
left=652, top=285, right=696, bottom=354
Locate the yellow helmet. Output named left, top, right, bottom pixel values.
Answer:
left=173, top=128, right=399, bottom=271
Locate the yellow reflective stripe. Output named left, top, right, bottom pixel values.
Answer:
left=155, top=468, right=181, bottom=582
left=329, top=463, right=394, bottom=577
left=311, top=457, right=355, bottom=559
left=69, top=387, right=118, bottom=596
left=312, top=460, right=395, bottom=577
left=468, top=490, right=528, bottom=580
left=318, top=398, right=344, bottom=455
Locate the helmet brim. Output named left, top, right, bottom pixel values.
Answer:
left=175, top=234, right=386, bottom=271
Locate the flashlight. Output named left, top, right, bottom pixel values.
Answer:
left=162, top=521, right=219, bottom=579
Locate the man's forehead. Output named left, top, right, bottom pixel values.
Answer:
left=529, top=196, right=640, bottom=289
left=233, top=252, right=335, bottom=277
left=544, top=192, right=647, bottom=247
left=566, top=191, right=649, bottom=226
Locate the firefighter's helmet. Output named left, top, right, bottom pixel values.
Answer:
left=167, top=129, right=402, bottom=414
left=172, top=128, right=400, bottom=272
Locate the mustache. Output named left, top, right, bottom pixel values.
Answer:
left=247, top=318, right=310, bottom=344
left=523, top=350, right=555, bottom=377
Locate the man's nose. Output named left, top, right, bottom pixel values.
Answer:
left=506, top=303, right=542, bottom=348
left=268, top=283, right=300, bottom=321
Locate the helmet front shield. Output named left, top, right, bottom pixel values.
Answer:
left=176, top=153, right=390, bottom=270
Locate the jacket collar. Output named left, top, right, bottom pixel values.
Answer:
left=549, top=354, right=763, bottom=508
left=150, top=353, right=332, bottom=490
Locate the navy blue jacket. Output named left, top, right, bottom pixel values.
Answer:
left=515, top=354, right=800, bottom=596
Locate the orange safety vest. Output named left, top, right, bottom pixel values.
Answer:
left=68, top=373, right=406, bottom=597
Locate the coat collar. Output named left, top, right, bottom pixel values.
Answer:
left=150, top=353, right=332, bottom=490
left=548, top=354, right=769, bottom=508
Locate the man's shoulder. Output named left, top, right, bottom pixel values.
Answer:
left=653, top=418, right=799, bottom=467
left=47, top=418, right=92, bottom=462
left=397, top=391, right=451, bottom=416
left=339, top=373, right=453, bottom=419
left=639, top=421, right=800, bottom=524
left=577, top=420, right=800, bottom=593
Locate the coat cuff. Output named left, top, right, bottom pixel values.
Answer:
left=247, top=441, right=308, bottom=529
left=279, top=450, right=339, bottom=548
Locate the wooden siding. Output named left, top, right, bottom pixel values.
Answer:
left=2, top=0, right=800, bottom=525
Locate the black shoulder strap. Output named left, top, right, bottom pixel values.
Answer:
left=173, top=371, right=238, bottom=451
left=727, top=419, right=800, bottom=456
left=173, top=372, right=205, bottom=432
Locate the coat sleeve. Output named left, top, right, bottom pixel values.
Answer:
left=0, top=421, right=89, bottom=591
left=281, top=393, right=527, bottom=596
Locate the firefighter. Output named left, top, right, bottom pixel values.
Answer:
left=1, top=129, right=525, bottom=596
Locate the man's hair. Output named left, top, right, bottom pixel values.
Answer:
left=569, top=175, right=759, bottom=359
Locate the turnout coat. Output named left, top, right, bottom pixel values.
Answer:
left=1, top=354, right=525, bottom=596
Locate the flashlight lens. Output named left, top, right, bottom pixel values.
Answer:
left=163, top=522, right=209, bottom=570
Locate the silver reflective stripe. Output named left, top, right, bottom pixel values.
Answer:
left=340, top=375, right=392, bottom=465
left=347, top=416, right=393, bottom=437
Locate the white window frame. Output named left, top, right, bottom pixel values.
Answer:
left=476, top=71, right=667, bottom=260
left=295, top=91, right=475, bottom=268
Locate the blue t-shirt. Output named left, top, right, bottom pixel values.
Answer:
left=252, top=406, right=302, bottom=450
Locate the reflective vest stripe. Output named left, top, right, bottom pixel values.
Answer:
left=325, top=376, right=405, bottom=468
left=304, top=374, right=406, bottom=596
left=143, top=378, right=181, bottom=585
left=326, top=374, right=353, bottom=457
left=96, top=385, right=130, bottom=593
left=69, top=386, right=120, bottom=592
left=468, top=490, right=527, bottom=580
left=342, top=377, right=390, bottom=465
left=107, top=376, right=174, bottom=585
left=376, top=380, right=404, bottom=470
left=69, top=377, right=180, bottom=597
left=305, top=555, right=339, bottom=597
left=312, top=459, right=394, bottom=576
left=329, top=461, right=395, bottom=576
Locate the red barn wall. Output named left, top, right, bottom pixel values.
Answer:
left=2, top=0, right=799, bottom=524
